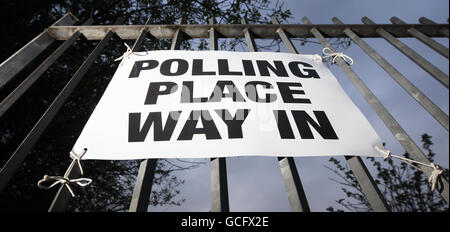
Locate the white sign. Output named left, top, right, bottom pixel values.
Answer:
left=73, top=51, right=383, bottom=160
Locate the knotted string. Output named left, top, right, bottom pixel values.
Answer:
left=37, top=148, right=92, bottom=197
left=69, top=149, right=85, bottom=176
left=114, top=43, right=149, bottom=65
left=321, top=47, right=354, bottom=65
left=375, top=146, right=445, bottom=191
left=37, top=175, right=92, bottom=197
left=114, top=43, right=133, bottom=62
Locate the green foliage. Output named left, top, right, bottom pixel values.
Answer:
left=326, top=134, right=448, bottom=212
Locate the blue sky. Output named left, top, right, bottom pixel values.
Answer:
left=148, top=0, right=449, bottom=212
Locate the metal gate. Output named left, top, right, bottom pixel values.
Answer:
left=0, top=12, right=448, bottom=212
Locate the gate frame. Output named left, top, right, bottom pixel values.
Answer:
left=0, top=12, right=448, bottom=211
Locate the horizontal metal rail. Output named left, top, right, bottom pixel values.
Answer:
left=46, top=23, right=449, bottom=40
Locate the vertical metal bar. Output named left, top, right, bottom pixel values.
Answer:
left=419, top=17, right=449, bottom=37
left=303, top=16, right=449, bottom=204
left=171, top=18, right=186, bottom=48
left=0, top=18, right=94, bottom=119
left=362, top=17, right=449, bottom=88
left=131, top=17, right=152, bottom=52
left=249, top=17, right=310, bottom=212
left=391, top=17, right=448, bottom=59
left=344, top=156, right=390, bottom=211
left=272, top=17, right=298, bottom=54
left=47, top=18, right=125, bottom=212
left=209, top=17, right=230, bottom=212
left=0, top=13, right=77, bottom=90
left=241, top=18, right=257, bottom=52
left=170, top=18, right=186, bottom=50
left=130, top=16, right=189, bottom=212
left=305, top=18, right=391, bottom=212
left=129, top=159, right=157, bottom=212
left=128, top=17, right=159, bottom=212
left=275, top=17, right=388, bottom=212
left=332, top=17, right=448, bottom=132
left=210, top=157, right=230, bottom=212
left=277, top=157, right=310, bottom=211
left=52, top=12, right=79, bottom=26
left=209, top=18, right=219, bottom=51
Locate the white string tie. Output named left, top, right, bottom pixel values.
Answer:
left=429, top=163, right=444, bottom=191
left=37, top=175, right=92, bottom=197
left=114, top=43, right=132, bottom=62
left=375, top=146, right=445, bottom=191
left=322, top=47, right=354, bottom=65
left=69, top=148, right=86, bottom=175
left=37, top=148, right=92, bottom=197
left=374, top=145, right=392, bottom=159
left=313, top=54, right=323, bottom=62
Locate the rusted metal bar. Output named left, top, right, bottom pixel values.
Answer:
left=303, top=16, right=449, bottom=204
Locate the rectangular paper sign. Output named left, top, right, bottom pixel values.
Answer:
left=73, top=51, right=383, bottom=160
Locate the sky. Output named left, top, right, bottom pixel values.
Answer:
left=147, top=0, right=449, bottom=212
